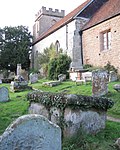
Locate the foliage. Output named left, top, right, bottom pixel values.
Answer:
left=83, top=64, right=93, bottom=69
left=38, top=43, right=68, bottom=78
left=28, top=68, right=39, bottom=75
left=104, top=61, right=118, bottom=74
left=2, top=69, right=10, bottom=78
left=48, top=58, right=58, bottom=80
left=0, top=26, right=32, bottom=72
left=48, top=54, right=71, bottom=80
left=38, top=43, right=61, bottom=75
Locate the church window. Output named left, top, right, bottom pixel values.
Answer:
left=101, top=29, right=111, bottom=51
left=55, top=40, right=60, bottom=53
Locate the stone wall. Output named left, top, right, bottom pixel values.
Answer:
left=82, top=15, right=120, bottom=74
left=27, top=92, right=114, bottom=137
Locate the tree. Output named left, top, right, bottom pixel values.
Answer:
left=38, top=43, right=62, bottom=77
left=0, top=26, right=32, bottom=72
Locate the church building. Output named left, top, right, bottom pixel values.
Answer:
left=32, top=0, right=120, bottom=74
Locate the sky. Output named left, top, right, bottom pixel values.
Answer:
left=0, top=0, right=86, bottom=34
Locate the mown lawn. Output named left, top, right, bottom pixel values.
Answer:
left=0, top=80, right=120, bottom=149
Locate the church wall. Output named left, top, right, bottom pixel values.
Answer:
left=32, top=20, right=76, bottom=69
left=82, top=15, right=120, bottom=74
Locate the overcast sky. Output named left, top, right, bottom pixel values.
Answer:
left=0, top=0, right=86, bottom=33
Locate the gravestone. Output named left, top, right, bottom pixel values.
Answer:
left=0, top=87, right=9, bottom=102
left=58, top=74, right=66, bottom=82
left=29, top=73, right=38, bottom=84
left=92, top=70, right=109, bottom=97
left=0, top=114, right=61, bottom=150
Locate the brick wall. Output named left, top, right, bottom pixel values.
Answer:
left=82, top=15, right=120, bottom=74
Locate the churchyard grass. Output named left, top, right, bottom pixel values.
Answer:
left=0, top=80, right=120, bottom=149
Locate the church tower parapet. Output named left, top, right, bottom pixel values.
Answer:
left=35, top=6, right=65, bottom=21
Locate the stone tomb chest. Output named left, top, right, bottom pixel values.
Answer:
left=28, top=91, right=114, bottom=137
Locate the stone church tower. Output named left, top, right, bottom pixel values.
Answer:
left=33, top=6, right=65, bottom=40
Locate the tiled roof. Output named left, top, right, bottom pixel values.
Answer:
left=82, top=0, right=120, bottom=30
left=33, top=0, right=91, bottom=45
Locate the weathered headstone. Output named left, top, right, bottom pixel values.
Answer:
left=0, top=114, right=61, bottom=150
left=0, top=87, right=9, bottom=102
left=29, top=73, right=38, bottom=84
left=92, top=70, right=109, bottom=97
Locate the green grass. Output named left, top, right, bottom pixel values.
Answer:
left=105, top=82, right=120, bottom=118
left=0, top=84, right=30, bottom=134
left=0, top=80, right=120, bottom=149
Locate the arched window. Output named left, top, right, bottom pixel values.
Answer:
left=55, top=40, right=60, bottom=53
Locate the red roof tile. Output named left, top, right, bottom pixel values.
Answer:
left=83, top=0, right=120, bottom=30
left=33, top=0, right=91, bottom=45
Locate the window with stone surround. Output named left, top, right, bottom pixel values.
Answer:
left=101, top=29, right=111, bottom=51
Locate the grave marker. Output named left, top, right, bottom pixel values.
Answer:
left=0, top=114, right=61, bottom=150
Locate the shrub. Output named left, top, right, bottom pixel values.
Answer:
left=83, top=64, right=93, bottom=69
left=48, top=54, right=71, bottom=80
left=104, top=61, right=118, bottom=74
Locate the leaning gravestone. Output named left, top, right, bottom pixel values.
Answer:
left=0, top=114, right=61, bottom=150
left=0, top=87, right=9, bottom=102
left=92, top=70, right=109, bottom=97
